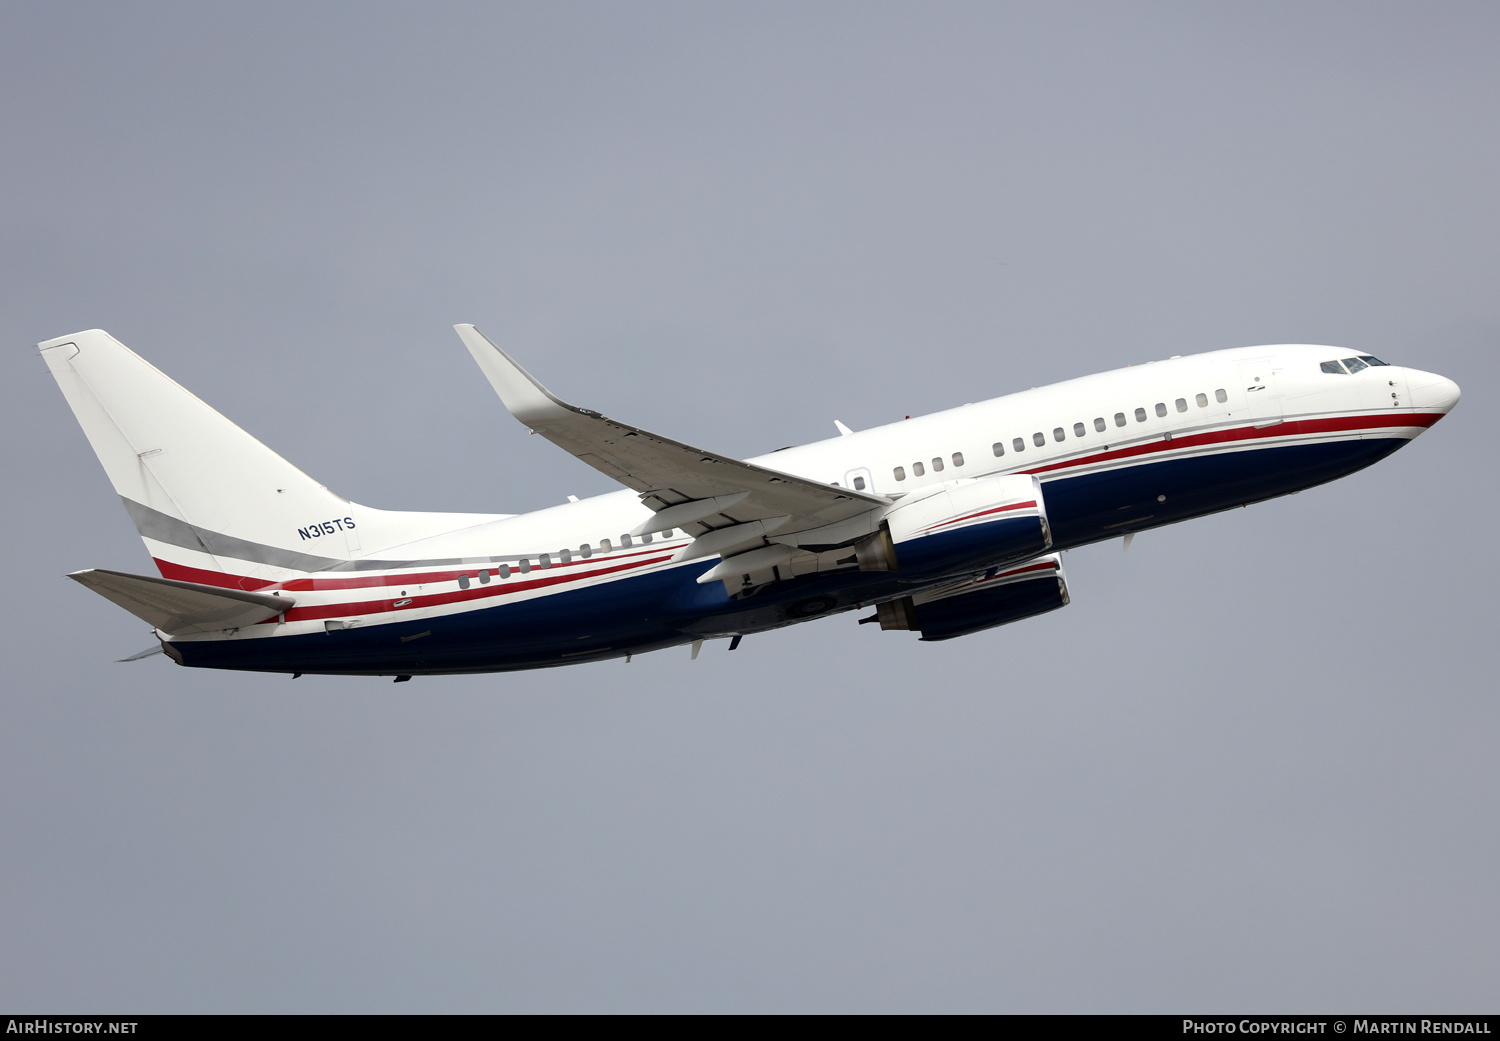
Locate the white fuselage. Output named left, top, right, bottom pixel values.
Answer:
left=161, top=344, right=1455, bottom=655
left=41, top=326, right=1456, bottom=675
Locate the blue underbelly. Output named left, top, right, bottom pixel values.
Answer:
left=1042, top=434, right=1406, bottom=549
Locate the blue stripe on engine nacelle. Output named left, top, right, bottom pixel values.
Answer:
left=891, top=514, right=1050, bottom=580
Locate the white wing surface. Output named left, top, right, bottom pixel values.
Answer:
left=455, top=325, right=889, bottom=543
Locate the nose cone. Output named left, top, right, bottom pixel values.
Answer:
left=1406, top=370, right=1462, bottom=413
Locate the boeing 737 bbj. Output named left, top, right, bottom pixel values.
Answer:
left=41, top=326, right=1460, bottom=679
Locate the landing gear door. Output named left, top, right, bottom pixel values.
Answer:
left=844, top=467, right=875, bottom=494
left=1236, top=359, right=1284, bottom=429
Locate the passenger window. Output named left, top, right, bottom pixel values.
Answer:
left=853, top=476, right=866, bottom=490
left=952, top=452, right=964, bottom=467
left=518, top=558, right=531, bottom=574
left=621, top=534, right=633, bottom=548
left=1094, top=417, right=1106, bottom=432
left=662, top=529, right=673, bottom=538
left=499, top=564, right=512, bottom=578
left=478, top=569, right=491, bottom=584
left=1073, top=422, right=1086, bottom=437
left=1032, top=432, right=1045, bottom=447
left=1342, top=357, right=1368, bottom=374
left=1114, top=413, right=1126, bottom=427
left=580, top=543, right=592, bottom=558
left=894, top=466, right=906, bottom=481
left=1013, top=437, right=1026, bottom=452
left=539, top=553, right=551, bottom=568
left=600, top=538, right=612, bottom=553
left=1155, top=402, right=1167, bottom=417
left=1196, top=392, right=1208, bottom=407
left=931, top=457, right=944, bottom=472
left=992, top=442, right=1005, bottom=457
left=1135, top=407, right=1147, bottom=422
left=1053, top=427, right=1065, bottom=442
left=458, top=573, right=470, bottom=589
left=913, top=461, right=925, bottom=476
left=1215, top=388, right=1228, bottom=403
left=1320, top=360, right=1347, bottom=374
left=1175, top=398, right=1187, bottom=412
left=642, top=533, right=653, bottom=544
left=560, top=548, right=572, bottom=563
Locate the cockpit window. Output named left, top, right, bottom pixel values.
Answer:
left=1321, top=360, right=1347, bottom=374
left=1341, top=357, right=1369, bottom=374
left=1359, top=355, right=1388, bottom=366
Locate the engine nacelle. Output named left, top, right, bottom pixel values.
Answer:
left=877, top=473, right=1051, bottom=580
left=869, top=553, right=1070, bottom=640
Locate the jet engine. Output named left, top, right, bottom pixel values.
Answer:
left=865, top=553, right=1070, bottom=640
left=855, top=473, right=1051, bottom=581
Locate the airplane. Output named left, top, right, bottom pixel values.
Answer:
left=40, top=326, right=1460, bottom=680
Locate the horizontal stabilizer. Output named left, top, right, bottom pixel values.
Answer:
left=68, top=569, right=295, bottom=635
left=117, top=645, right=165, bottom=662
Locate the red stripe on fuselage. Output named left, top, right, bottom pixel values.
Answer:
left=153, top=410, right=1438, bottom=599
left=273, top=551, right=679, bottom=623
left=154, top=559, right=277, bottom=589
left=154, top=543, right=681, bottom=592
left=1021, top=409, right=1441, bottom=478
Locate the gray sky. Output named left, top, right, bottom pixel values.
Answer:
left=2, top=1, right=1496, bottom=1012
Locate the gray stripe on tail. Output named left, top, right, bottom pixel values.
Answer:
left=120, top=498, right=651, bottom=576
left=121, top=498, right=345, bottom=572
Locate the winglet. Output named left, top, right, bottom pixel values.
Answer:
left=454, top=324, right=576, bottom=428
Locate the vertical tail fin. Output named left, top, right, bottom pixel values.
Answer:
left=43, top=329, right=508, bottom=585
left=40, top=329, right=363, bottom=583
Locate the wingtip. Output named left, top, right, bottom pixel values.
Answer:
left=452, top=323, right=491, bottom=349
left=452, top=323, right=571, bottom=425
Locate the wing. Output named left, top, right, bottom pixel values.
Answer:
left=455, top=325, right=889, bottom=544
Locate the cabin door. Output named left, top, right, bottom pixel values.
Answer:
left=1236, top=359, right=1284, bottom=429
